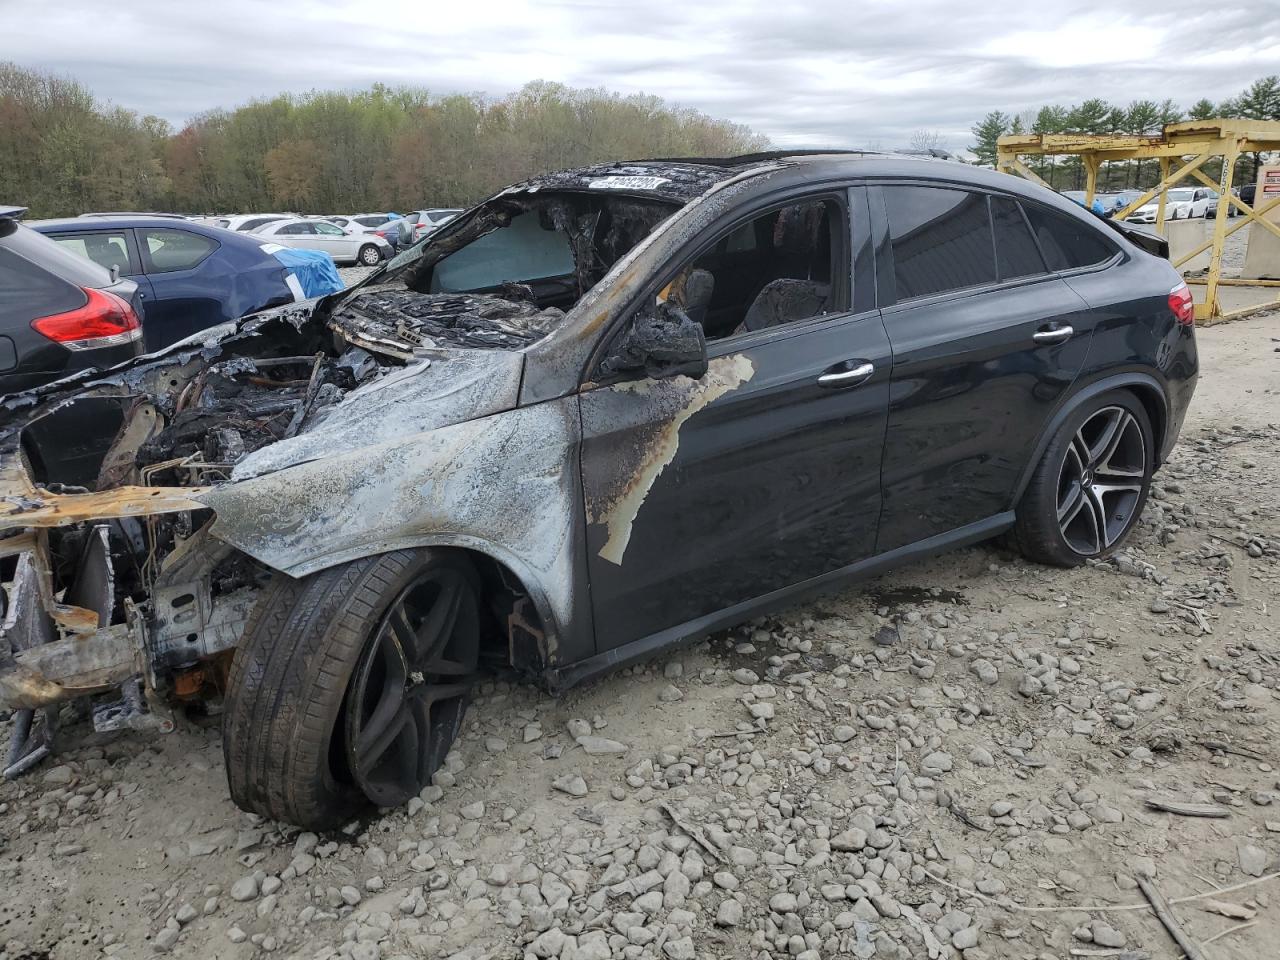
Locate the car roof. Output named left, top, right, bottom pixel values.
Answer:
left=33, top=215, right=217, bottom=230
left=29, top=216, right=269, bottom=250
left=501, top=151, right=1086, bottom=214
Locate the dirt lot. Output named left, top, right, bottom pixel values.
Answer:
left=0, top=310, right=1277, bottom=960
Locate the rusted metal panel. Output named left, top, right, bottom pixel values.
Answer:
left=0, top=485, right=210, bottom=532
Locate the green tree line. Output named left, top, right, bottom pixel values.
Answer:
left=0, top=62, right=768, bottom=218
left=970, top=76, right=1280, bottom=191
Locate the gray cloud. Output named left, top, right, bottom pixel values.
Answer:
left=3, top=0, right=1277, bottom=152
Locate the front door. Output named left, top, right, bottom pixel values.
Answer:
left=134, top=226, right=223, bottom=349
left=871, top=184, right=1100, bottom=552
left=578, top=190, right=892, bottom=652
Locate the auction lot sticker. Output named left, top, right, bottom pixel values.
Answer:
left=588, top=175, right=671, bottom=190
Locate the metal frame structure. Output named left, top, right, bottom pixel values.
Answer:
left=997, top=119, right=1280, bottom=323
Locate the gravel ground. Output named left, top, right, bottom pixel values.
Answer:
left=1, top=309, right=1278, bottom=960
left=337, top=265, right=378, bottom=288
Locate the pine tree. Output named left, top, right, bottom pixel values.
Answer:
left=969, top=111, right=1010, bottom=167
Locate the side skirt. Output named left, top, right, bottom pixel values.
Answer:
left=546, top=512, right=1014, bottom=692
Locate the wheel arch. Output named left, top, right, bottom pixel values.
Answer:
left=248, top=534, right=563, bottom=679
left=1012, top=373, right=1168, bottom=507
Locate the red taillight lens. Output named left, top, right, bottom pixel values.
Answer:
left=1168, top=282, right=1195, bottom=326
left=32, top=287, right=142, bottom=351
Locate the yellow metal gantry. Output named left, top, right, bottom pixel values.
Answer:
left=997, top=119, right=1280, bottom=323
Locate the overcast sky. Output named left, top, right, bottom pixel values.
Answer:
left=3, top=0, right=1278, bottom=151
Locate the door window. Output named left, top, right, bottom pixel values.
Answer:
left=883, top=186, right=995, bottom=301
left=314, top=222, right=345, bottom=236
left=991, top=196, right=1047, bottom=282
left=278, top=222, right=315, bottom=236
left=660, top=197, right=844, bottom=341
left=48, top=231, right=135, bottom=274
left=1021, top=204, right=1116, bottom=271
left=139, top=229, right=217, bottom=273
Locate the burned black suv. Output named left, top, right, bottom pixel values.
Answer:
left=0, top=153, right=1197, bottom=827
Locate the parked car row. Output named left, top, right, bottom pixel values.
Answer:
left=1065, top=184, right=1256, bottom=224
left=0, top=207, right=353, bottom=394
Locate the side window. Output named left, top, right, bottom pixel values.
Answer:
left=991, top=197, right=1047, bottom=282
left=883, top=186, right=995, bottom=301
left=314, top=222, right=345, bottom=236
left=661, top=197, right=844, bottom=341
left=49, top=231, right=135, bottom=274
left=139, top=229, right=216, bottom=273
left=1021, top=204, right=1115, bottom=271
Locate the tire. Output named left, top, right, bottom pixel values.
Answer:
left=358, top=243, right=382, bottom=266
left=1013, top=391, right=1154, bottom=568
left=223, top=549, right=480, bottom=828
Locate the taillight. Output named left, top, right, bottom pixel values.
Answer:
left=1168, top=282, right=1195, bottom=326
left=31, top=287, right=142, bottom=350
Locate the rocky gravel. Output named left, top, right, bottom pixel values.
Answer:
left=0, top=312, right=1277, bottom=960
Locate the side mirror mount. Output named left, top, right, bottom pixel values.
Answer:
left=598, top=301, right=708, bottom=382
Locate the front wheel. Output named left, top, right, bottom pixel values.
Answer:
left=1013, top=392, right=1153, bottom=567
left=358, top=243, right=383, bottom=266
left=223, top=550, right=480, bottom=828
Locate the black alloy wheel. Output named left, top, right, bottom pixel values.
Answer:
left=1013, top=391, right=1154, bottom=568
left=223, top=549, right=480, bottom=828
left=1055, top=405, right=1147, bottom=556
left=345, top=567, right=478, bottom=808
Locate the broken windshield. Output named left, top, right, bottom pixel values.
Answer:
left=327, top=190, right=680, bottom=354
left=429, top=211, right=576, bottom=293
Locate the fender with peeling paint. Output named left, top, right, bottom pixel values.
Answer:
left=201, top=397, right=586, bottom=661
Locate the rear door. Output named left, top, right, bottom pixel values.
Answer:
left=42, top=227, right=158, bottom=315
left=579, top=188, right=892, bottom=651
left=134, top=226, right=225, bottom=349
left=872, top=184, right=1101, bottom=552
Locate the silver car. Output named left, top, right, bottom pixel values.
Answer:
left=254, top=218, right=392, bottom=265
left=405, top=208, right=462, bottom=240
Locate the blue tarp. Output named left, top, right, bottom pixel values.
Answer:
left=271, top=247, right=345, bottom=299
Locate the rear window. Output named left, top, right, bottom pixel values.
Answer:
left=991, top=197, right=1047, bottom=282
left=0, top=246, right=85, bottom=328
left=883, top=185, right=996, bottom=301
left=1022, top=204, right=1115, bottom=271
left=240, top=217, right=283, bottom=232
left=140, top=228, right=217, bottom=273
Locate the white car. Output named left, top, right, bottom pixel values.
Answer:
left=404, top=208, right=462, bottom=240
left=253, top=218, right=392, bottom=265
left=201, top=214, right=293, bottom=233
left=1126, top=187, right=1214, bottom=223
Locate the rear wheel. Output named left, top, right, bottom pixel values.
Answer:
left=223, top=550, right=479, bottom=828
left=1014, top=392, right=1153, bottom=567
left=358, top=243, right=382, bottom=266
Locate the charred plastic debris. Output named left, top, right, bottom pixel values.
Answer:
left=0, top=177, right=682, bottom=777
